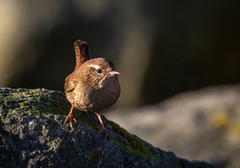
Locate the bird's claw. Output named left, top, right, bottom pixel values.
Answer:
left=97, top=129, right=109, bottom=141
left=64, top=113, right=77, bottom=131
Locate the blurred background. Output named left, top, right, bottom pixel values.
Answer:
left=1, top=1, right=240, bottom=167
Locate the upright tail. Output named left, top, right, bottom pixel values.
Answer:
left=74, top=40, right=91, bottom=70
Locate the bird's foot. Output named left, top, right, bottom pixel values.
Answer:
left=64, top=113, right=77, bottom=131
left=97, top=129, right=109, bottom=141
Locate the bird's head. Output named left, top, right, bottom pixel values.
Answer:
left=78, top=58, right=120, bottom=89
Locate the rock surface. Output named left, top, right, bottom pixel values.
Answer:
left=0, top=88, right=215, bottom=168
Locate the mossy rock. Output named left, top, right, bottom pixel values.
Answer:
left=0, top=88, right=216, bottom=168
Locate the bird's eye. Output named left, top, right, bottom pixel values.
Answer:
left=97, top=69, right=102, bottom=73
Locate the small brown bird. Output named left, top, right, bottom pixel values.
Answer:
left=64, top=40, right=121, bottom=139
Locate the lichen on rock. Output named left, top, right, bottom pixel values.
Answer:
left=90, top=149, right=102, bottom=163
left=0, top=87, right=216, bottom=168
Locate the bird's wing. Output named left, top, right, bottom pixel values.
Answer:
left=64, top=73, right=78, bottom=93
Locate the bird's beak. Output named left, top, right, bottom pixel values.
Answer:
left=109, top=70, right=120, bottom=75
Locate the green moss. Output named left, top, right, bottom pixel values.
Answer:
left=106, top=119, right=153, bottom=161
left=72, top=109, right=100, bottom=132
left=1, top=88, right=68, bottom=115
left=90, top=149, right=102, bottom=163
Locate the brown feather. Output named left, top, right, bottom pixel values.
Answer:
left=74, top=40, right=91, bottom=70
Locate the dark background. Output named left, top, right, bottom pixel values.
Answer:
left=1, top=1, right=240, bottom=108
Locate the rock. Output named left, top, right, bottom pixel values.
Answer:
left=0, top=88, right=215, bottom=168
left=106, top=85, right=240, bottom=168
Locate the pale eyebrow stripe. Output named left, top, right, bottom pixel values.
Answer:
left=88, top=64, right=100, bottom=69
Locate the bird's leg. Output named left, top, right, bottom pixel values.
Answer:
left=95, top=112, right=108, bottom=140
left=64, top=105, right=76, bottom=131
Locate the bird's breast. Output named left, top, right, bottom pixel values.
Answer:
left=66, top=77, right=120, bottom=112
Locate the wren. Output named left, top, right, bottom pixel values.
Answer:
left=64, top=40, right=121, bottom=139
